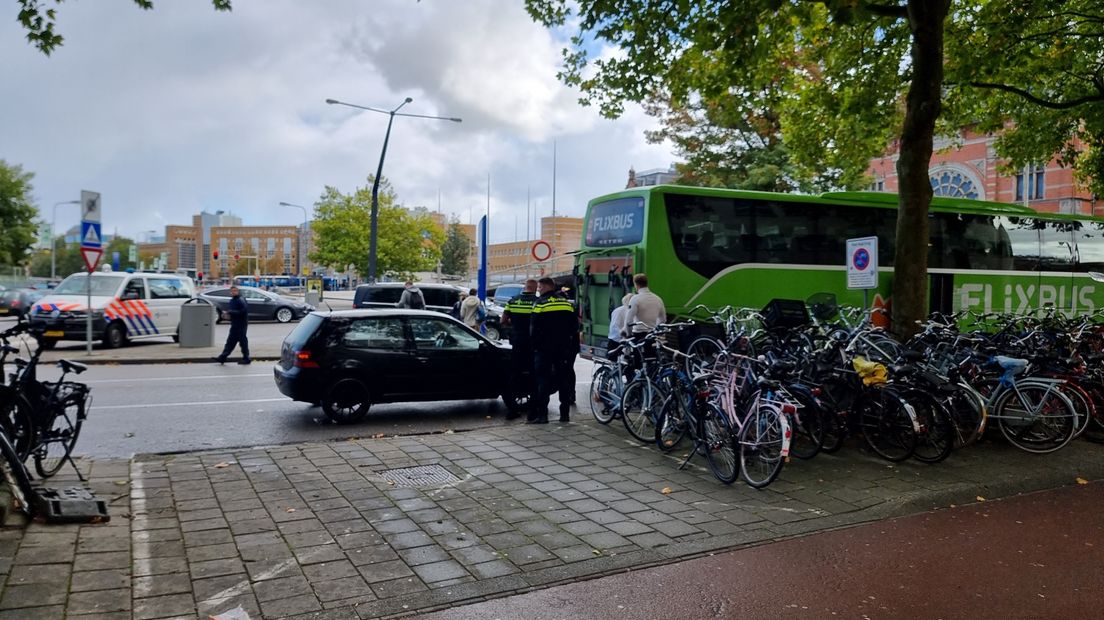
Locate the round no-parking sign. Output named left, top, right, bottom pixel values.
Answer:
left=531, top=240, right=552, bottom=262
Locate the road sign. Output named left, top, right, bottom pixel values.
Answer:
left=80, top=191, right=101, bottom=223
left=80, top=221, right=102, bottom=248
left=80, top=247, right=103, bottom=273
left=846, top=236, right=878, bottom=290
left=531, top=240, right=552, bottom=262
left=128, top=245, right=137, bottom=263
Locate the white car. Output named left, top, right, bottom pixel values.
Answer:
left=29, top=270, right=196, bottom=348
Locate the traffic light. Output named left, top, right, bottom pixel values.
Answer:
left=234, top=253, right=240, bottom=261
left=213, top=250, right=219, bottom=260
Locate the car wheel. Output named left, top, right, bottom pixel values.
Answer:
left=321, top=378, right=371, bottom=424
left=103, top=322, right=127, bottom=349
left=275, top=307, right=294, bottom=323
left=502, top=385, right=530, bottom=414
left=484, top=325, right=501, bottom=341
left=172, top=326, right=180, bottom=343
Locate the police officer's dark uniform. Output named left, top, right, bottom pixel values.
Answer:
left=530, top=287, right=579, bottom=423
left=503, top=290, right=538, bottom=419
left=217, top=291, right=250, bottom=365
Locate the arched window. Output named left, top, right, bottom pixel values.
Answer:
left=929, top=166, right=981, bottom=200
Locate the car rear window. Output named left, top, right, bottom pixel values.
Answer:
left=285, top=313, right=324, bottom=349
left=358, top=287, right=403, bottom=305
left=421, top=288, right=458, bottom=308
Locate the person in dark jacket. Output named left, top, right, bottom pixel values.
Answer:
left=502, top=279, right=538, bottom=420
left=216, top=286, right=250, bottom=365
left=529, top=277, right=579, bottom=423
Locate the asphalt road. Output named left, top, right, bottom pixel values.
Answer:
left=54, top=357, right=593, bottom=459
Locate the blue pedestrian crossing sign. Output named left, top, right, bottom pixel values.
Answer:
left=846, top=236, right=878, bottom=290
left=80, top=221, right=103, bottom=248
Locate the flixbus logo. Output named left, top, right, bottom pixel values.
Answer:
left=956, top=283, right=1096, bottom=314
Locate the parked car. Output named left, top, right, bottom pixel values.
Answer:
left=352, top=282, right=505, bottom=341
left=273, top=309, right=524, bottom=423
left=491, top=284, right=524, bottom=307
left=29, top=270, right=196, bottom=348
left=200, top=286, right=314, bottom=323
left=0, top=288, right=45, bottom=319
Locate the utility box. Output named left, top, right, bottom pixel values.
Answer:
left=179, top=298, right=216, bottom=347
left=305, top=291, right=321, bottom=308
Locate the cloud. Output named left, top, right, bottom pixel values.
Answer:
left=0, top=0, right=674, bottom=243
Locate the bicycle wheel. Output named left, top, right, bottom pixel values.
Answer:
left=1058, top=382, right=1094, bottom=440
left=0, top=389, right=35, bottom=461
left=701, top=403, right=739, bottom=484
left=684, top=336, right=724, bottom=377
left=785, top=385, right=825, bottom=460
left=738, top=402, right=789, bottom=488
left=944, top=382, right=987, bottom=448
left=906, top=389, right=955, bottom=464
left=34, top=392, right=85, bottom=478
left=856, top=388, right=917, bottom=462
left=654, top=393, right=689, bottom=452
left=0, top=429, right=33, bottom=517
left=621, top=378, right=658, bottom=444
left=995, top=383, right=1076, bottom=454
left=589, top=365, right=619, bottom=425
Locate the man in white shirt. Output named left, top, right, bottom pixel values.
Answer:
left=622, top=274, right=667, bottom=338
left=607, top=293, right=633, bottom=360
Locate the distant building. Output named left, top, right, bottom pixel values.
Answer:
left=626, top=164, right=678, bottom=188
left=867, top=129, right=1098, bottom=215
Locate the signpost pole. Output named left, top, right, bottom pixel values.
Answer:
left=80, top=190, right=102, bottom=355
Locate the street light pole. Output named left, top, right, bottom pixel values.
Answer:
left=278, top=202, right=310, bottom=280
left=325, top=97, right=461, bottom=283
left=51, top=200, right=81, bottom=280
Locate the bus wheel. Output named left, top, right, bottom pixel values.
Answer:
left=103, top=322, right=127, bottom=349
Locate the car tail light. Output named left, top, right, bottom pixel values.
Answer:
left=10, top=300, right=19, bottom=307
left=293, top=350, right=319, bottom=368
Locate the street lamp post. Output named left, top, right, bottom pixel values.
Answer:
left=325, top=97, right=461, bottom=283
left=278, top=202, right=310, bottom=280
left=51, top=200, right=81, bottom=280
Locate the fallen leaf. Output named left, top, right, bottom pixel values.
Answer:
left=285, top=508, right=296, bottom=513
left=124, top=432, right=135, bottom=438
left=1076, top=477, right=1089, bottom=485
left=371, top=433, right=385, bottom=439
left=976, top=496, right=986, bottom=502
left=661, top=487, right=673, bottom=495
left=114, top=480, right=128, bottom=486
left=592, top=549, right=602, bottom=555
left=213, top=462, right=230, bottom=469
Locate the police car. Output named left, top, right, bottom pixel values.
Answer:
left=29, top=268, right=196, bottom=349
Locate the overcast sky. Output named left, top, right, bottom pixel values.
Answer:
left=2, top=0, right=673, bottom=244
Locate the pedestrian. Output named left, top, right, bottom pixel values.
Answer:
left=607, top=292, right=634, bottom=363
left=623, top=273, right=666, bottom=340
left=460, top=288, right=485, bottom=332
left=216, top=286, right=250, bottom=365
left=530, top=277, right=579, bottom=423
left=397, top=280, right=426, bottom=309
left=502, top=279, right=539, bottom=420
left=450, top=291, right=466, bottom=320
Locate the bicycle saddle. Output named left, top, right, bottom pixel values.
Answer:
left=57, top=359, right=88, bottom=375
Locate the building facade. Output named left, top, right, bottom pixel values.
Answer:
left=867, top=130, right=1097, bottom=215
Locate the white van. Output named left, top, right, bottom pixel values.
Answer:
left=29, top=270, right=196, bottom=348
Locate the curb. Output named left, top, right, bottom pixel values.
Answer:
left=41, top=356, right=281, bottom=366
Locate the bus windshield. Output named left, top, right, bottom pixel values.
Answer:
left=52, top=275, right=125, bottom=296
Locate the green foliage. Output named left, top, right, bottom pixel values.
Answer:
left=105, top=236, right=139, bottom=272
left=943, top=1, right=1104, bottom=195
left=440, top=218, right=471, bottom=276
left=0, top=160, right=40, bottom=269
left=310, top=178, right=441, bottom=280
left=17, top=0, right=232, bottom=55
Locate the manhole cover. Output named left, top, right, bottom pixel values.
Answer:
left=378, top=465, right=460, bottom=488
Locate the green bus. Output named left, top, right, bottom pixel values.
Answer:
left=574, top=185, right=1104, bottom=359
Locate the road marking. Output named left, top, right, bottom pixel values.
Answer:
left=96, top=398, right=288, bottom=411
left=85, top=373, right=270, bottom=384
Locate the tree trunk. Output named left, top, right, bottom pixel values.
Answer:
left=891, top=0, right=951, bottom=339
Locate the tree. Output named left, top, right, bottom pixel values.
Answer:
left=105, top=236, right=139, bottom=272
left=0, top=161, right=40, bottom=271
left=310, top=178, right=441, bottom=280
left=17, top=0, right=232, bottom=55
left=440, top=218, right=472, bottom=276
left=529, top=1, right=1033, bottom=336
left=942, top=2, right=1104, bottom=196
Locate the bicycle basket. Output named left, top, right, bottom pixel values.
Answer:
left=760, top=298, right=810, bottom=330
left=851, top=356, right=888, bottom=386
left=806, top=292, right=839, bottom=321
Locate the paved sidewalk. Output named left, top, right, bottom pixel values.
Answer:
left=3, top=418, right=1104, bottom=619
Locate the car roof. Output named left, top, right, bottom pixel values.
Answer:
left=313, top=309, right=459, bottom=319
left=355, top=282, right=464, bottom=291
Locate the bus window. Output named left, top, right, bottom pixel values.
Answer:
left=1075, top=222, right=1104, bottom=272
left=1039, top=221, right=1075, bottom=271
left=1000, top=216, right=1043, bottom=271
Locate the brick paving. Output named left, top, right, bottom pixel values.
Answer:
left=3, top=417, right=1104, bottom=619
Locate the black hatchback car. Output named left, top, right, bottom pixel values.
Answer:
left=273, top=309, right=523, bottom=423
left=352, top=283, right=506, bottom=341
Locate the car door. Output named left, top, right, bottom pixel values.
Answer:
left=408, top=316, right=489, bottom=398
left=338, top=316, right=419, bottom=399
left=114, top=277, right=155, bottom=337
left=242, top=288, right=274, bottom=320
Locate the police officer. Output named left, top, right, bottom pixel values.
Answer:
left=215, top=286, right=250, bottom=365
left=501, top=279, right=539, bottom=420
left=530, top=277, right=579, bottom=423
